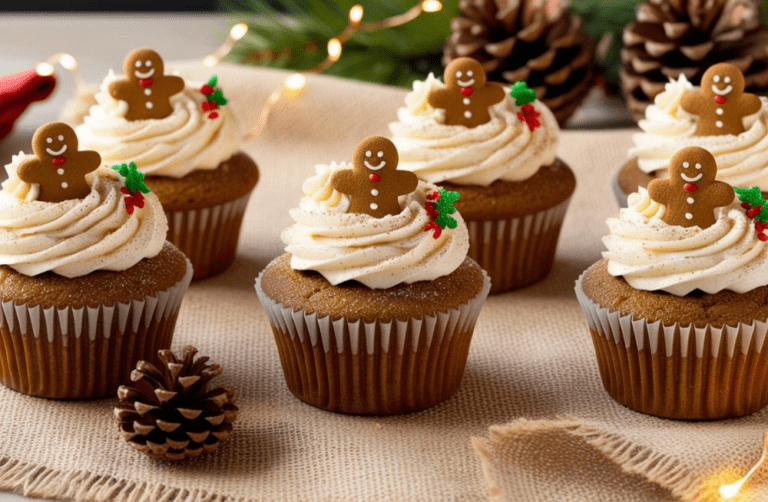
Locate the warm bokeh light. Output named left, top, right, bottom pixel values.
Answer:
left=35, top=62, right=54, bottom=77
left=327, top=38, right=342, bottom=61
left=349, top=5, right=364, bottom=25
left=719, top=478, right=745, bottom=499
left=203, top=55, right=218, bottom=67
left=230, top=22, right=248, bottom=41
left=283, top=73, right=307, bottom=97
left=421, top=0, right=442, bottom=13
left=58, top=53, right=77, bottom=70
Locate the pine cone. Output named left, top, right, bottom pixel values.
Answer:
left=114, top=346, right=238, bottom=461
left=443, top=0, right=595, bottom=125
left=621, top=0, right=768, bottom=122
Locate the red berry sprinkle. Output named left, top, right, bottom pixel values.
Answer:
left=200, top=84, right=214, bottom=96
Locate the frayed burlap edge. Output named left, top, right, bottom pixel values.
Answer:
left=0, top=457, right=240, bottom=502
left=472, top=418, right=699, bottom=501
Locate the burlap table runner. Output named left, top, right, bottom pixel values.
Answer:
left=0, top=62, right=765, bottom=501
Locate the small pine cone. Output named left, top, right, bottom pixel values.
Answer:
left=443, top=0, right=596, bottom=125
left=114, top=346, right=238, bottom=461
left=621, top=0, right=768, bottom=122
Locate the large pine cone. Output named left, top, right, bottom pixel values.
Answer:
left=114, top=346, right=238, bottom=461
left=621, top=0, right=768, bottom=122
left=443, top=0, right=595, bottom=125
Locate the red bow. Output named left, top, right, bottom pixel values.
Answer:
left=52, top=156, right=66, bottom=166
left=683, top=183, right=698, bottom=193
left=460, top=87, right=473, bottom=97
left=120, top=187, right=145, bottom=214
left=369, top=174, right=381, bottom=182
left=714, top=95, right=727, bottom=105
left=139, top=79, right=154, bottom=87
left=517, top=104, right=542, bottom=132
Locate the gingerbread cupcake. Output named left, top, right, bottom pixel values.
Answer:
left=255, top=136, right=490, bottom=415
left=615, top=63, right=768, bottom=206
left=0, top=122, right=192, bottom=399
left=75, top=48, right=259, bottom=280
left=389, top=57, right=575, bottom=293
left=578, top=146, right=768, bottom=419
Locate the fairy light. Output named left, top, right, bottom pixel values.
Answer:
left=204, top=21, right=249, bottom=67
left=718, top=432, right=768, bottom=500
left=245, top=1, right=442, bottom=139
left=37, top=53, right=84, bottom=92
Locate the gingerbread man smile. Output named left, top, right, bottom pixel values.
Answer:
left=45, top=138, right=67, bottom=157
left=456, top=70, right=475, bottom=87
left=711, top=75, right=732, bottom=96
left=364, top=150, right=386, bottom=170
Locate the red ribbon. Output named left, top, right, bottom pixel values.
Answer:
left=714, top=95, right=727, bottom=105
left=683, top=183, right=698, bottom=193
left=139, top=79, right=154, bottom=87
left=120, top=187, right=145, bottom=215
left=369, top=174, right=381, bottom=182
left=51, top=156, right=66, bottom=166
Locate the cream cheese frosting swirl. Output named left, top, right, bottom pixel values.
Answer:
left=0, top=155, right=167, bottom=278
left=388, top=73, right=559, bottom=186
left=282, top=162, right=470, bottom=289
left=75, top=70, right=241, bottom=178
left=630, top=74, right=768, bottom=189
left=603, top=188, right=768, bottom=296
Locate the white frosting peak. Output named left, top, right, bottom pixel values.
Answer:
left=630, top=74, right=768, bottom=189
left=75, top=70, right=242, bottom=178
left=0, top=154, right=167, bottom=278
left=389, top=76, right=559, bottom=186
left=282, top=162, right=470, bottom=289
left=603, top=188, right=768, bottom=296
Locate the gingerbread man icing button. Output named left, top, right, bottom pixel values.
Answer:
left=680, top=63, right=762, bottom=136
left=428, top=57, right=506, bottom=128
left=648, top=146, right=734, bottom=229
left=108, top=48, right=185, bottom=121
left=17, top=122, right=101, bottom=203
left=331, top=136, right=418, bottom=219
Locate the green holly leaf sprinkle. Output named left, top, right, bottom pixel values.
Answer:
left=112, top=162, right=150, bottom=194
left=208, top=88, right=228, bottom=106
left=510, top=81, right=536, bottom=106
left=434, top=188, right=460, bottom=229
left=207, top=75, right=218, bottom=88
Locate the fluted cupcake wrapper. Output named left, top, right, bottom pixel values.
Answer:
left=255, top=272, right=491, bottom=415
left=466, top=197, right=571, bottom=294
left=0, top=260, right=193, bottom=399
left=575, top=276, right=768, bottom=420
left=166, top=193, right=251, bottom=281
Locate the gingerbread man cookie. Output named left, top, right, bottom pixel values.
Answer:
left=680, top=63, right=762, bottom=136
left=108, top=48, right=185, bottom=121
left=331, top=136, right=418, bottom=218
left=17, top=122, right=101, bottom=203
left=428, top=57, right=506, bottom=128
left=648, top=146, right=734, bottom=229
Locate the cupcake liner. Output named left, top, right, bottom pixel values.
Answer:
left=575, top=275, right=768, bottom=419
left=255, top=272, right=491, bottom=415
left=0, top=260, right=193, bottom=399
left=466, top=197, right=571, bottom=294
left=166, top=193, right=251, bottom=280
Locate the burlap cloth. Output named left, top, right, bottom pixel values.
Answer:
left=0, top=62, right=766, bottom=502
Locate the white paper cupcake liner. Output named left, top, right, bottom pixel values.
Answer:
left=255, top=272, right=490, bottom=415
left=465, top=197, right=571, bottom=294
left=166, top=193, right=251, bottom=280
left=575, top=274, right=768, bottom=419
left=0, top=259, right=193, bottom=399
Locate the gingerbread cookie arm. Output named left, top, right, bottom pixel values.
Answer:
left=165, top=75, right=185, bottom=96
left=740, top=94, right=762, bottom=117
left=679, top=89, right=705, bottom=116
left=108, top=80, right=133, bottom=102
left=485, top=82, right=506, bottom=107
left=72, top=151, right=102, bottom=175
left=394, top=171, right=418, bottom=197
left=330, top=170, right=355, bottom=197
left=705, top=181, right=736, bottom=207
left=16, top=159, right=46, bottom=185
left=427, top=87, right=453, bottom=111
left=647, top=179, right=672, bottom=205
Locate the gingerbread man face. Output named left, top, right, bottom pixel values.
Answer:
left=108, top=48, right=185, bottom=121
left=680, top=63, right=762, bottom=136
left=331, top=136, right=418, bottom=218
left=427, top=57, right=506, bottom=128
left=648, top=146, right=734, bottom=229
left=17, top=122, right=101, bottom=203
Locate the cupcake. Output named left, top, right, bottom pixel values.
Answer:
left=0, top=122, right=192, bottom=399
left=577, top=145, right=768, bottom=419
left=389, top=57, right=575, bottom=294
left=75, top=48, right=259, bottom=280
left=615, top=63, right=768, bottom=206
left=255, top=136, right=490, bottom=415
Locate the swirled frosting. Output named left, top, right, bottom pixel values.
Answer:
left=630, top=74, right=768, bottom=188
left=0, top=154, right=167, bottom=278
left=282, top=162, right=470, bottom=289
left=75, top=70, right=241, bottom=178
left=388, top=73, right=559, bottom=186
left=603, top=188, right=768, bottom=296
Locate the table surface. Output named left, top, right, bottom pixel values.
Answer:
left=0, top=13, right=645, bottom=502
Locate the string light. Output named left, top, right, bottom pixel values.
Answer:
left=245, top=1, right=443, bottom=139
left=36, top=53, right=85, bottom=92
left=718, top=432, right=768, bottom=500
left=204, top=22, right=249, bottom=67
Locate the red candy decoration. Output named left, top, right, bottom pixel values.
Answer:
left=199, top=83, right=214, bottom=96
left=208, top=111, right=219, bottom=120
left=714, top=95, right=727, bottom=105
left=201, top=101, right=218, bottom=112
left=369, top=174, right=381, bottom=183
left=683, top=183, right=698, bottom=193
left=423, top=190, right=442, bottom=239
left=120, top=186, right=145, bottom=215
left=52, top=156, right=66, bottom=166
left=517, top=103, right=542, bottom=132
left=747, top=205, right=763, bottom=219
left=460, top=87, right=473, bottom=96
left=139, top=79, right=153, bottom=88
